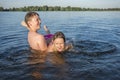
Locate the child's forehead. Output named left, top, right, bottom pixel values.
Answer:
left=54, top=38, right=64, bottom=42
left=30, top=15, right=40, bottom=19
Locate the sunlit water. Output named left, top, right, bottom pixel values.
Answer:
left=0, top=11, right=120, bottom=80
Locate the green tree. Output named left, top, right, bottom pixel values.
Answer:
left=43, top=5, right=48, bottom=11
left=0, top=7, right=3, bottom=11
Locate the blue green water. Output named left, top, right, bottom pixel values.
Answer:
left=0, top=11, right=120, bottom=80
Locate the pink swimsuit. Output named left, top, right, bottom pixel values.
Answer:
left=44, top=34, right=54, bottom=41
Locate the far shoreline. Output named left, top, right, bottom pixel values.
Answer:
left=0, top=6, right=120, bottom=11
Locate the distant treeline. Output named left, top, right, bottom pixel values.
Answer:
left=0, top=6, right=120, bottom=11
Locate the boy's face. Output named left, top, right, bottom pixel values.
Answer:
left=29, top=15, right=41, bottom=30
left=53, top=38, right=65, bottom=52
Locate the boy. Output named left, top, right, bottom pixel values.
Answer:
left=21, top=12, right=47, bottom=51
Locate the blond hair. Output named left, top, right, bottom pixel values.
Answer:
left=52, top=31, right=66, bottom=42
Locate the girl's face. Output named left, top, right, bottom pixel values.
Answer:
left=53, top=38, right=65, bottom=52
left=29, top=15, right=41, bottom=30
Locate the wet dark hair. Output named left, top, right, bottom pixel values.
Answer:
left=52, top=31, right=66, bottom=42
left=25, top=12, right=39, bottom=25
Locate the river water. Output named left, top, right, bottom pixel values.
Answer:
left=0, top=11, right=120, bottom=80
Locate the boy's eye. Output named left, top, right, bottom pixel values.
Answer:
left=35, top=18, right=39, bottom=22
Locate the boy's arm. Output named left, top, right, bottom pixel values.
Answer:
left=65, top=43, right=73, bottom=51
left=21, top=21, right=30, bottom=30
left=37, top=35, right=47, bottom=51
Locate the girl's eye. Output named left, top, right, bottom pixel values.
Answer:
left=56, top=43, right=58, bottom=45
left=55, top=43, right=59, bottom=45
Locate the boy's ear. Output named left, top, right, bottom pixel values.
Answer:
left=27, top=21, right=31, bottom=26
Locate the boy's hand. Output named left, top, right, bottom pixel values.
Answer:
left=21, top=21, right=27, bottom=27
left=65, top=43, right=73, bottom=51
left=21, top=21, right=30, bottom=30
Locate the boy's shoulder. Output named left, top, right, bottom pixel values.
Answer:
left=34, top=33, right=45, bottom=40
left=28, top=32, right=45, bottom=42
left=29, top=32, right=43, bottom=37
left=37, top=33, right=44, bottom=38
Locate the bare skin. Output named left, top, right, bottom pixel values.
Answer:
left=47, top=36, right=73, bottom=53
left=28, top=32, right=47, bottom=51
left=43, top=25, right=50, bottom=34
left=22, top=13, right=47, bottom=51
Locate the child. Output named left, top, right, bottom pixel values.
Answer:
left=22, top=12, right=72, bottom=53
left=47, top=31, right=73, bottom=53
left=21, top=12, right=47, bottom=51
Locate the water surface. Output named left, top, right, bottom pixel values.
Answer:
left=0, top=11, right=120, bottom=80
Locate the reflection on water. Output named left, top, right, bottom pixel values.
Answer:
left=28, top=50, right=47, bottom=64
left=0, top=48, right=70, bottom=80
left=26, top=49, right=69, bottom=80
left=47, top=52, right=65, bottom=65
